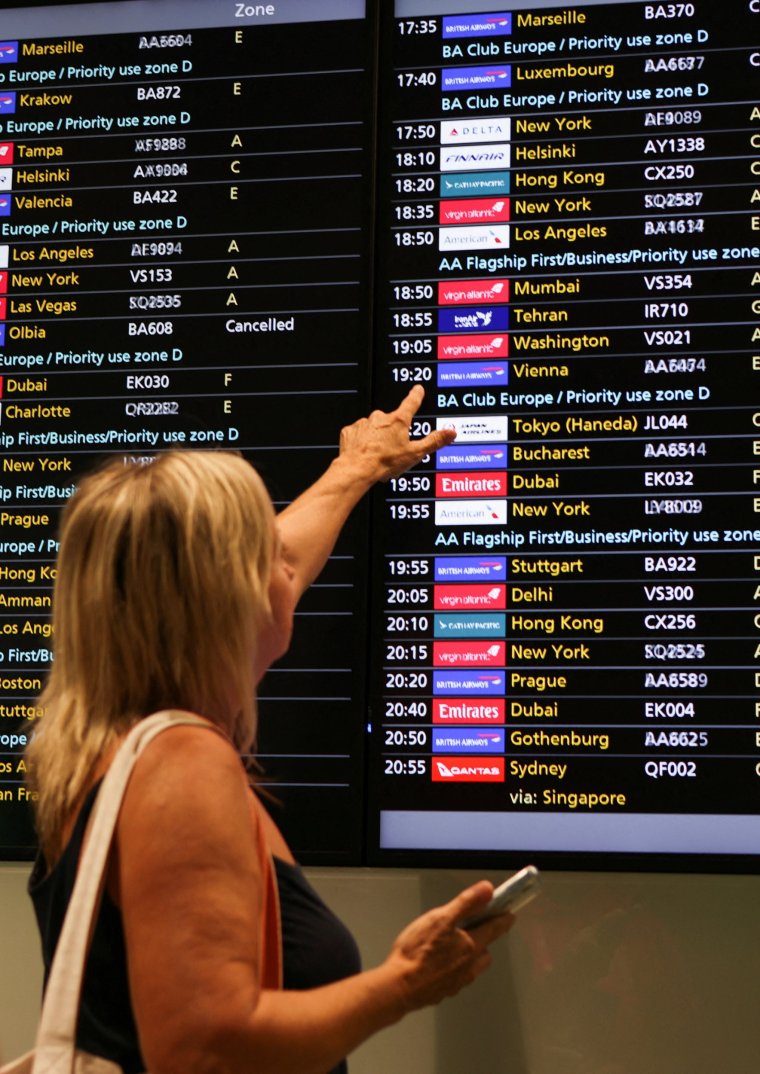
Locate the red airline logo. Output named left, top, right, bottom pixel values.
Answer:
left=436, top=472, right=507, bottom=498
left=434, top=584, right=506, bottom=610
left=433, top=699, right=505, bottom=724
left=432, top=757, right=505, bottom=782
left=437, top=334, right=508, bottom=360
left=434, top=641, right=506, bottom=667
left=439, top=198, right=510, bottom=224
left=438, top=279, right=508, bottom=305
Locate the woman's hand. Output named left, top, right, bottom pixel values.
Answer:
left=383, top=881, right=515, bottom=1012
left=338, top=384, right=456, bottom=484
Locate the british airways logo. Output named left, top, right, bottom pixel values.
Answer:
left=436, top=445, right=507, bottom=470
left=436, top=361, right=508, bottom=388
left=442, top=66, right=512, bottom=92
left=433, top=729, right=505, bottom=754
left=442, top=15, right=512, bottom=39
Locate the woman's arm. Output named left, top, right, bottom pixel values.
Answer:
left=114, top=728, right=510, bottom=1074
left=276, top=385, right=455, bottom=598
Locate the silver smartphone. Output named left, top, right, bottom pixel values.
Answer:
left=460, top=865, right=541, bottom=930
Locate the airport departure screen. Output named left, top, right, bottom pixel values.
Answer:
left=1, top=0, right=760, bottom=871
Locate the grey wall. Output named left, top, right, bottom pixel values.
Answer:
left=2, top=863, right=760, bottom=1072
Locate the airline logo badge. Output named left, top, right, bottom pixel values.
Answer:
left=436, top=472, right=507, bottom=499
left=0, top=93, right=16, bottom=114
left=435, top=584, right=506, bottom=610
left=439, top=198, right=509, bottom=225
left=0, top=246, right=8, bottom=268
left=442, top=14, right=512, bottom=38
left=438, top=307, right=508, bottom=333
left=433, top=698, right=505, bottom=723
left=442, top=67, right=511, bottom=92
left=439, top=226, right=509, bottom=251
left=435, top=557, right=506, bottom=582
left=0, top=43, right=19, bottom=64
left=434, top=670, right=506, bottom=697
left=435, top=414, right=508, bottom=442
left=0, top=169, right=12, bottom=191
left=434, top=641, right=506, bottom=667
left=437, top=362, right=507, bottom=388
left=432, top=756, right=505, bottom=782
left=435, top=500, right=508, bottom=526
left=439, top=279, right=508, bottom=305
left=0, top=143, right=14, bottom=165
left=0, top=298, right=6, bottom=320
left=434, top=613, right=506, bottom=639
left=440, top=143, right=510, bottom=172
left=0, top=271, right=7, bottom=294
left=440, top=118, right=511, bottom=145
left=436, top=444, right=507, bottom=470
left=437, top=334, right=508, bottom=360
left=433, top=729, right=505, bottom=754
left=0, top=195, right=10, bottom=216
left=440, top=171, right=510, bottom=197
left=0, top=326, right=5, bottom=346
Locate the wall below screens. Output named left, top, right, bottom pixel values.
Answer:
left=2, top=862, right=760, bottom=1074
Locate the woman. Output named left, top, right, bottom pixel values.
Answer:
left=27, top=386, right=514, bottom=1074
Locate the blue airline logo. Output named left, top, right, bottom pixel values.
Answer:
left=435, top=557, right=506, bottom=582
left=438, top=307, right=508, bottom=334
left=0, top=93, right=16, bottom=114
left=434, top=613, right=506, bottom=638
left=437, top=444, right=507, bottom=470
left=0, top=43, right=19, bottom=64
left=433, top=729, right=505, bottom=754
left=437, top=362, right=508, bottom=388
left=442, top=15, right=512, bottom=38
left=442, top=66, right=511, bottom=92
left=433, top=670, right=505, bottom=696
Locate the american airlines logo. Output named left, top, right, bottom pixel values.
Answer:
left=436, top=472, right=508, bottom=498
left=435, top=584, right=506, bottom=610
left=440, top=117, right=511, bottom=145
left=439, top=198, right=510, bottom=225
left=434, top=500, right=508, bottom=527
left=437, top=334, right=508, bottom=360
left=438, top=279, right=509, bottom=305
left=433, top=699, right=506, bottom=723
left=438, top=225, right=510, bottom=251
left=440, top=143, right=511, bottom=172
left=432, top=757, right=505, bottom=782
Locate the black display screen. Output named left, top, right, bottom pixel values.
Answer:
left=1, top=0, right=760, bottom=871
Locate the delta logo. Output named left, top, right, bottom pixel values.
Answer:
left=433, top=698, right=505, bottom=724
left=432, top=757, right=505, bottom=782
left=438, top=279, right=508, bottom=305
left=439, top=198, right=510, bottom=225
left=435, top=584, right=506, bottom=611
left=436, top=471, right=507, bottom=498
left=437, top=334, right=508, bottom=360
left=434, top=641, right=506, bottom=667
left=440, top=118, right=511, bottom=145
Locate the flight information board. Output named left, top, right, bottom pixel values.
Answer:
left=0, top=0, right=374, bottom=862
left=368, top=0, right=760, bottom=868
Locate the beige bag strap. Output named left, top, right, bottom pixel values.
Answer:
left=32, top=710, right=209, bottom=1073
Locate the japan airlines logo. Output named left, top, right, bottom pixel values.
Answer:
left=0, top=93, right=16, bottom=114
left=435, top=415, right=508, bottom=442
left=432, top=757, right=505, bottom=782
left=0, top=43, right=19, bottom=64
left=0, top=144, right=14, bottom=165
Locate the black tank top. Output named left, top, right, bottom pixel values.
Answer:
left=29, top=782, right=361, bottom=1074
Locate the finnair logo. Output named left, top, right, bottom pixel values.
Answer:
left=441, top=143, right=510, bottom=172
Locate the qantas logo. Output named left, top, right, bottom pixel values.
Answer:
left=432, top=757, right=505, bottom=782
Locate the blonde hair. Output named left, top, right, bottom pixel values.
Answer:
left=27, top=451, right=274, bottom=858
